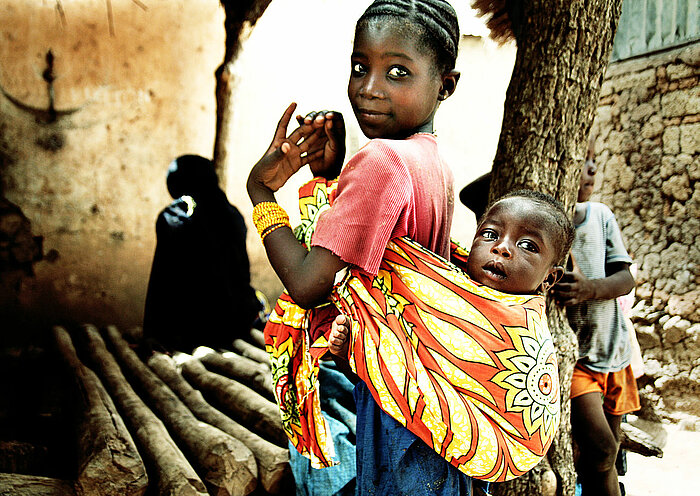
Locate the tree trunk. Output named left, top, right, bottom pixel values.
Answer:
left=148, top=353, right=292, bottom=495
left=78, top=324, right=209, bottom=496
left=481, top=2, right=624, bottom=495
left=52, top=326, right=148, bottom=496
left=102, top=326, right=258, bottom=496
left=213, top=0, right=273, bottom=184
left=489, top=0, right=622, bottom=206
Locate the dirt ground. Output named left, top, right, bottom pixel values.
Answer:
left=621, top=423, right=700, bottom=495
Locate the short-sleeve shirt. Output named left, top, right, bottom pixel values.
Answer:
left=567, top=202, right=633, bottom=372
left=311, top=133, right=454, bottom=275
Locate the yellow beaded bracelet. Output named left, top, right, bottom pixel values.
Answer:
left=252, top=201, right=282, bottom=222
left=252, top=202, right=291, bottom=238
left=260, top=222, right=288, bottom=242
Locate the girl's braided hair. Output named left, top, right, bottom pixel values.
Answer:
left=357, top=0, right=460, bottom=74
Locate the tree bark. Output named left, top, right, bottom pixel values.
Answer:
left=0, top=473, right=76, bottom=496
left=78, top=324, right=208, bottom=496
left=103, top=326, right=258, bottom=496
left=479, top=2, right=624, bottom=495
left=194, top=346, right=274, bottom=399
left=148, top=353, right=293, bottom=495
left=213, top=0, right=273, bottom=184
left=52, top=326, right=148, bottom=496
left=178, top=355, right=287, bottom=447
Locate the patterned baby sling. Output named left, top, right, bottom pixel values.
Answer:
left=264, top=178, right=560, bottom=482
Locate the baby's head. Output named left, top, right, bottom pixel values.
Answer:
left=349, top=0, right=461, bottom=139
left=466, top=190, right=575, bottom=295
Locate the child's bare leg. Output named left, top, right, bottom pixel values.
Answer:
left=572, top=392, right=622, bottom=496
left=329, top=314, right=350, bottom=358
left=328, top=314, right=358, bottom=384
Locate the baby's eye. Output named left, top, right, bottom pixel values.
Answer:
left=351, top=62, right=367, bottom=76
left=481, top=229, right=497, bottom=240
left=518, top=239, right=539, bottom=252
left=387, top=66, right=409, bottom=79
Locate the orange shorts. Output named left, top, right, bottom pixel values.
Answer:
left=570, top=362, right=640, bottom=415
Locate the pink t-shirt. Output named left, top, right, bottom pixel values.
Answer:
left=311, top=133, right=454, bottom=275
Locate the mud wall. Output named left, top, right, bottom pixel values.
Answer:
left=0, top=0, right=225, bottom=334
left=590, top=43, right=700, bottom=416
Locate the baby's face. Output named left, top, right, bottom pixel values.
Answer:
left=466, top=198, right=559, bottom=294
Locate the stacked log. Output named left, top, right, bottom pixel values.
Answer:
left=620, top=422, right=664, bottom=458
left=194, top=347, right=274, bottom=399
left=52, top=326, right=148, bottom=496
left=148, top=353, right=292, bottom=494
left=78, top=324, right=209, bottom=496
left=230, top=339, right=270, bottom=369
left=102, top=326, right=258, bottom=496
left=4, top=323, right=293, bottom=495
left=178, top=356, right=287, bottom=447
left=0, top=473, right=76, bottom=496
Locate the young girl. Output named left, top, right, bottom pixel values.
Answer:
left=247, top=1, right=463, bottom=493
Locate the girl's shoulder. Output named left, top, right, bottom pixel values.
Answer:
left=353, top=134, right=438, bottom=166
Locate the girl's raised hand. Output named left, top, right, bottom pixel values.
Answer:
left=247, top=103, right=326, bottom=199
left=296, top=110, right=346, bottom=180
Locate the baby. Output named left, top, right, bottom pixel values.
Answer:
left=329, top=189, right=575, bottom=356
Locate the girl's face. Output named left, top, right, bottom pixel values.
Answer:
left=466, top=198, right=562, bottom=295
left=348, top=21, right=445, bottom=139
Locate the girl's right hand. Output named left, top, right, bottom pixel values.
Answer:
left=296, top=110, right=346, bottom=180
left=247, top=103, right=327, bottom=199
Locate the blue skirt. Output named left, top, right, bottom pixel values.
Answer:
left=353, top=381, right=472, bottom=495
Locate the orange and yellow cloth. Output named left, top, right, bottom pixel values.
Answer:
left=264, top=178, right=560, bottom=482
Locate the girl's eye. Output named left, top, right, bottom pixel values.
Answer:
left=351, top=62, right=366, bottom=76
left=387, top=66, right=409, bottom=79
left=518, top=239, right=539, bottom=252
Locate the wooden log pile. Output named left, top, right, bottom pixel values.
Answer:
left=2, top=323, right=667, bottom=496
left=0, top=324, right=294, bottom=496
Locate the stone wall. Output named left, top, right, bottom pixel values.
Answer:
left=590, top=42, right=700, bottom=416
